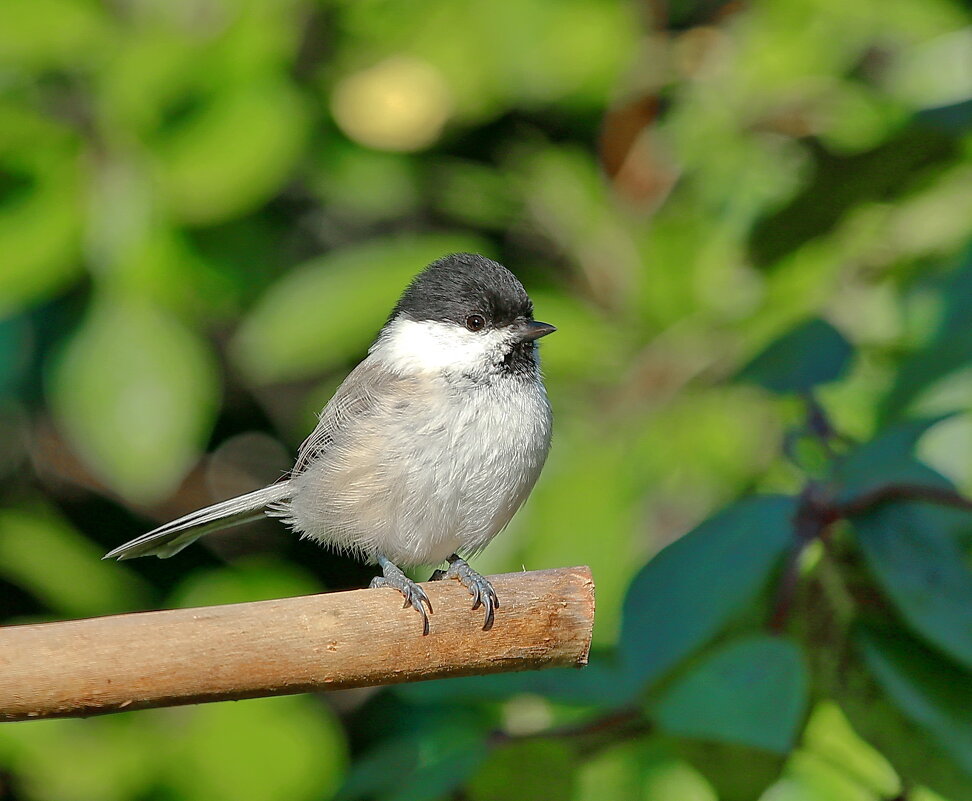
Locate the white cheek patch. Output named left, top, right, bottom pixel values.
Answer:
left=371, top=318, right=510, bottom=375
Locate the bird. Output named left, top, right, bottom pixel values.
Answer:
left=104, top=253, right=556, bottom=634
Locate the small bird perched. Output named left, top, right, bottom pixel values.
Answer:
left=105, top=253, right=555, bottom=634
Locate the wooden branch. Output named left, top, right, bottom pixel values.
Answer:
left=0, top=566, right=594, bottom=722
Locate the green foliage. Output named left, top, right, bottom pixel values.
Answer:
left=737, top=319, right=854, bottom=395
left=858, top=627, right=972, bottom=789
left=621, top=496, right=795, bottom=687
left=653, top=636, right=808, bottom=754
left=854, top=503, right=972, bottom=670
left=3, top=0, right=972, bottom=798
left=48, top=292, right=220, bottom=503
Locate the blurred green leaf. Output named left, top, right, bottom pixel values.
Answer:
left=0, top=315, right=30, bottom=396
left=467, top=740, right=575, bottom=801
left=772, top=701, right=901, bottom=801
left=853, top=502, right=972, bottom=671
left=165, top=696, right=347, bottom=801
left=832, top=416, right=953, bottom=502
left=396, top=651, right=635, bottom=708
left=166, top=557, right=322, bottom=608
left=882, top=244, right=972, bottom=422
left=155, top=79, right=309, bottom=225
left=48, top=292, right=220, bottom=503
left=654, top=635, right=808, bottom=754
left=575, top=740, right=718, bottom=801
left=0, top=0, right=113, bottom=70
left=676, top=741, right=785, bottom=801
left=0, top=103, right=84, bottom=317
left=0, top=505, right=149, bottom=617
left=621, top=495, right=795, bottom=688
left=858, top=627, right=972, bottom=782
left=737, top=318, right=853, bottom=395
left=0, top=715, right=160, bottom=801
left=339, top=725, right=489, bottom=801
left=232, top=234, right=491, bottom=383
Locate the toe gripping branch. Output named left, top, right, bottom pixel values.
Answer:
left=430, top=554, right=500, bottom=631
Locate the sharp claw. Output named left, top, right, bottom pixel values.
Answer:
left=421, top=609, right=430, bottom=636
left=482, top=601, right=495, bottom=631
left=470, top=584, right=482, bottom=610
left=417, top=587, right=433, bottom=615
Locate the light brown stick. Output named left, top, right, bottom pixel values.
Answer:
left=0, top=566, right=593, bottom=722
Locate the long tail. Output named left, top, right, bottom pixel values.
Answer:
left=103, top=482, right=293, bottom=561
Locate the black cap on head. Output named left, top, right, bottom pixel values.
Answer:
left=391, top=253, right=534, bottom=328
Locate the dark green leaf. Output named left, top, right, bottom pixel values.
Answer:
left=832, top=415, right=953, bottom=502
left=858, top=627, right=972, bottom=779
left=395, top=650, right=635, bottom=707
left=337, top=709, right=490, bottom=801
left=654, top=636, right=808, bottom=754
left=385, top=737, right=489, bottom=801
left=736, top=318, right=852, bottom=395
left=834, top=632, right=972, bottom=801
left=853, top=502, right=972, bottom=671
left=881, top=244, right=972, bottom=422
left=620, top=496, right=795, bottom=688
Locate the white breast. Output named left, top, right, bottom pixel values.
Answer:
left=280, top=348, right=552, bottom=567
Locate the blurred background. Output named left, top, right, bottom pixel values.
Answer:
left=2, top=0, right=972, bottom=798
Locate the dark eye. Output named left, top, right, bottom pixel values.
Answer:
left=465, top=314, right=486, bottom=332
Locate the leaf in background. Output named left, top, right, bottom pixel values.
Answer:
left=467, top=740, right=575, bottom=801
left=654, top=635, right=808, bottom=754
left=0, top=506, right=149, bottom=618
left=338, top=725, right=488, bottom=801
left=736, top=318, right=853, bottom=395
left=395, top=651, right=636, bottom=708
left=858, top=627, right=972, bottom=781
left=232, top=234, right=491, bottom=383
left=0, top=103, right=83, bottom=318
left=852, top=502, right=972, bottom=671
left=881, top=244, right=972, bottom=423
left=0, top=0, right=113, bottom=71
left=676, top=741, right=785, bottom=801
left=575, top=740, right=717, bottom=801
left=0, top=715, right=160, bottom=801
left=166, top=696, right=347, bottom=801
left=166, top=557, right=321, bottom=608
left=832, top=415, right=953, bottom=502
left=620, top=495, right=795, bottom=688
left=48, top=293, right=219, bottom=503
left=0, top=314, right=30, bottom=397
left=765, top=702, right=900, bottom=801
left=155, top=79, right=309, bottom=225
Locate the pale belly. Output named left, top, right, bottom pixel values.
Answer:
left=282, top=377, right=552, bottom=566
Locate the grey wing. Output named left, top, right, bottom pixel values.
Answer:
left=292, top=358, right=402, bottom=475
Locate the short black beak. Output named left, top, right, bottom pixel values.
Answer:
left=517, top=320, right=557, bottom=343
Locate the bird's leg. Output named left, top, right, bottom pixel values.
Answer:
left=370, top=555, right=433, bottom=636
left=430, top=554, right=499, bottom=631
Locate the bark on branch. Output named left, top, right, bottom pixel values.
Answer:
left=0, top=566, right=594, bottom=722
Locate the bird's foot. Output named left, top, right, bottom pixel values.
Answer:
left=370, top=556, right=432, bottom=636
left=430, top=554, right=499, bottom=631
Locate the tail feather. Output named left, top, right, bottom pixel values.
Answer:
left=103, top=482, right=293, bottom=561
